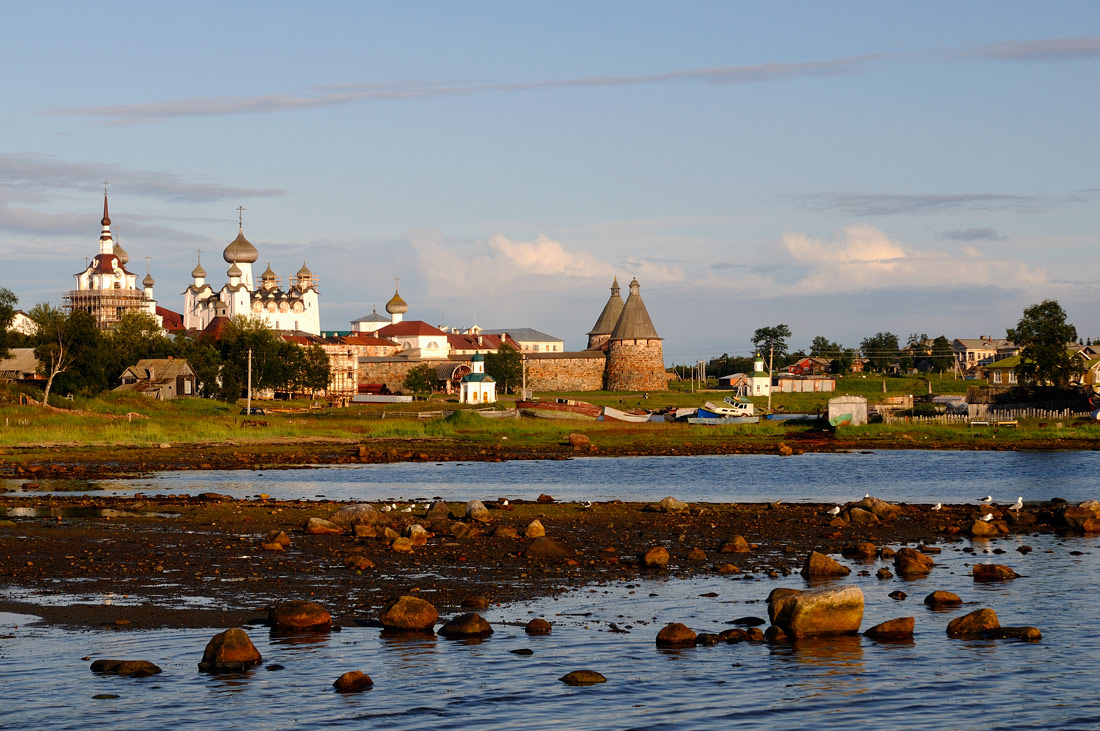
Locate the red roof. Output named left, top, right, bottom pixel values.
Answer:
left=446, top=332, right=520, bottom=351
left=156, top=306, right=184, bottom=333
left=376, top=320, right=447, bottom=338
left=341, top=333, right=398, bottom=347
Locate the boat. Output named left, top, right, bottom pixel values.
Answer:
left=602, top=405, right=651, bottom=423
left=667, top=407, right=698, bottom=422
left=473, top=408, right=518, bottom=419
left=517, top=399, right=601, bottom=421
left=698, top=396, right=755, bottom=419
left=764, top=413, right=818, bottom=422
left=687, top=416, right=760, bottom=425
left=828, top=413, right=853, bottom=427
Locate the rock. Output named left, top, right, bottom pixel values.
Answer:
left=770, top=586, right=865, bottom=639
left=525, top=618, right=552, bottom=635
left=492, top=525, right=518, bottom=539
left=717, top=563, right=740, bottom=574
left=969, top=519, right=1000, bottom=537
left=876, top=568, right=893, bottom=580
left=924, top=591, right=962, bottom=607
left=265, top=530, right=291, bottom=547
left=461, top=596, right=490, bottom=609
left=330, top=504, right=384, bottom=528
left=849, top=496, right=900, bottom=521
left=198, top=628, right=262, bottom=672
left=847, top=507, right=880, bottom=525
left=344, top=555, right=375, bottom=570
left=90, top=659, right=163, bottom=677
left=656, top=622, right=697, bottom=647
left=269, top=600, right=332, bottom=632
left=764, top=625, right=789, bottom=643
left=559, top=670, right=606, bottom=685
left=450, top=522, right=474, bottom=539
left=801, top=551, right=851, bottom=579
left=304, top=517, right=342, bottom=535
left=777, top=443, right=794, bottom=456
left=745, top=627, right=765, bottom=642
left=333, top=670, right=373, bottom=692
left=383, top=527, right=401, bottom=543
left=894, top=548, right=935, bottom=576
left=658, top=496, right=690, bottom=514
left=719, top=535, right=751, bottom=553
left=686, top=547, right=707, bottom=561
left=261, top=542, right=285, bottom=552
left=946, top=608, right=1000, bottom=638
left=198, top=492, right=234, bottom=502
left=841, top=542, right=877, bottom=558
left=863, top=617, right=914, bottom=640
left=379, top=595, right=438, bottom=632
left=888, top=590, right=907, bottom=600
left=465, top=500, right=491, bottom=523
left=425, top=501, right=453, bottom=521
left=524, top=520, right=546, bottom=539
left=568, top=433, right=590, bottom=447
left=525, top=537, right=575, bottom=559
left=405, top=524, right=429, bottom=546
left=695, top=633, right=722, bottom=646
left=828, top=517, right=849, bottom=528
left=879, top=547, right=895, bottom=559
left=980, top=626, right=1042, bottom=641
left=536, top=494, right=555, bottom=504
left=438, top=612, right=493, bottom=638
left=720, top=628, right=749, bottom=643
left=642, top=546, right=670, bottom=568
left=353, top=524, right=377, bottom=539
left=766, top=588, right=803, bottom=623
left=391, top=537, right=414, bottom=553
left=973, top=563, right=1019, bottom=582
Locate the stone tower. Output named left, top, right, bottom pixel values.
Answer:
left=604, top=278, right=665, bottom=391
left=586, top=277, right=624, bottom=350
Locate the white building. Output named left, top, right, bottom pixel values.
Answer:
left=478, top=328, right=564, bottom=353
left=459, top=353, right=496, bottom=404
left=747, top=354, right=771, bottom=397
left=183, top=221, right=320, bottom=334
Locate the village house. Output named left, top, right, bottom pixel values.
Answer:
left=115, top=357, right=197, bottom=400
left=952, top=336, right=1015, bottom=374
left=9, top=311, right=37, bottom=336
left=0, top=348, right=43, bottom=385
left=985, top=349, right=1094, bottom=387
left=787, top=356, right=832, bottom=376
left=478, top=328, right=563, bottom=353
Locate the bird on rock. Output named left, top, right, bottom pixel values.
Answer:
left=401, top=506, right=413, bottom=513
left=1010, top=497, right=1024, bottom=512
left=979, top=495, right=994, bottom=504
left=980, top=513, right=994, bottom=522
left=380, top=504, right=393, bottom=513
left=827, top=505, right=841, bottom=516
left=932, top=502, right=943, bottom=511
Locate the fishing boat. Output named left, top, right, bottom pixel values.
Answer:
left=828, top=413, right=853, bottom=427
left=517, top=399, right=601, bottom=421
left=697, top=395, right=755, bottom=419
left=601, top=405, right=651, bottom=423
left=687, top=415, right=760, bottom=425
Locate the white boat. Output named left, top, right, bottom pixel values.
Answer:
left=698, top=396, right=755, bottom=419
left=602, top=405, right=651, bottom=423
left=687, top=415, right=760, bottom=425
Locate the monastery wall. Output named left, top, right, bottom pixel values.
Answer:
left=605, top=339, right=667, bottom=391
left=525, top=353, right=605, bottom=392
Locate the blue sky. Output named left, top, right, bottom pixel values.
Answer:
left=2, top=1, right=1098, bottom=363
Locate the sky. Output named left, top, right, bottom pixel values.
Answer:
left=2, top=1, right=1098, bottom=364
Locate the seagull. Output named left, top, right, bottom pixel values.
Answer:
left=381, top=504, right=393, bottom=513
left=827, top=506, right=841, bottom=516
left=501, top=499, right=509, bottom=506
left=979, top=495, right=994, bottom=504
left=980, top=513, right=994, bottom=522
left=864, top=493, right=870, bottom=499
left=932, top=502, right=942, bottom=511
left=1010, top=497, right=1024, bottom=512
left=581, top=501, right=593, bottom=509
left=401, top=506, right=413, bottom=513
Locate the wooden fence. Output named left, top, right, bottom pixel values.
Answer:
left=882, top=408, right=1092, bottom=425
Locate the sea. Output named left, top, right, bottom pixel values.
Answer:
left=1, top=450, right=1098, bottom=730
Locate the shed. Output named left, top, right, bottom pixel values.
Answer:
left=115, top=357, right=197, bottom=400
left=827, top=395, right=868, bottom=426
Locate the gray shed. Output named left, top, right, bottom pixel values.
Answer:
left=828, top=395, right=868, bottom=426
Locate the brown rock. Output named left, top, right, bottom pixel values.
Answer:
left=379, top=595, right=438, bottom=632
left=717, top=563, right=740, bottom=574
left=894, top=548, right=935, bottom=576
left=719, top=535, right=751, bottom=553
left=344, top=555, right=375, bottom=570
left=559, top=670, right=606, bottom=685
left=450, top=522, right=474, bottom=539
left=864, top=617, right=914, bottom=640
left=642, top=546, right=670, bottom=568
left=764, top=625, right=790, bottom=643
left=656, top=622, right=697, bottom=647
left=90, top=659, right=163, bottom=677
left=524, top=520, right=546, bottom=539
left=924, top=591, right=962, bottom=607
left=525, top=618, right=552, bottom=635
left=391, top=537, right=414, bottom=553
left=777, top=443, right=794, bottom=456
left=847, top=507, right=880, bottom=525
left=261, top=542, right=285, bottom=552
left=720, top=628, right=749, bottom=643
left=850, top=496, right=900, bottom=521
left=879, top=547, right=896, bottom=559
left=383, top=527, right=401, bottom=543
left=405, top=524, right=429, bottom=546
left=969, top=519, right=1000, bottom=537
left=333, top=670, right=373, bottom=692
left=973, top=563, right=1019, bottom=582
left=876, top=568, right=893, bottom=580
left=465, top=500, right=491, bottom=523
left=198, top=628, right=262, bottom=672
left=946, top=608, right=1000, bottom=638
left=536, top=493, right=555, bottom=503
left=438, top=612, right=493, bottom=638
left=745, top=627, right=765, bottom=642
left=766, top=588, right=803, bottom=623
left=568, top=433, right=591, bottom=447
left=686, top=547, right=707, bottom=561
left=658, top=496, right=690, bottom=514
left=981, top=626, right=1042, bottom=641
left=198, top=492, right=234, bottom=502
left=353, top=524, right=377, bottom=539
left=269, top=600, right=332, bottom=632
left=461, top=596, right=490, bottom=609
left=265, top=530, right=291, bottom=547
left=801, top=551, right=851, bottom=579
left=425, top=501, right=453, bottom=521
left=770, top=586, right=864, bottom=638
left=525, top=537, right=575, bottom=559
left=492, top=525, right=518, bottom=539
left=304, top=517, right=342, bottom=535
left=842, top=542, right=878, bottom=558
left=330, top=504, right=384, bottom=528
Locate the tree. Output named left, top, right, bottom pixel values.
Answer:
left=172, top=333, right=221, bottom=398
left=860, top=332, right=900, bottom=373
left=1006, top=299, right=1081, bottom=387
left=810, top=336, right=841, bottom=358
left=213, top=317, right=287, bottom=401
left=830, top=348, right=856, bottom=375
left=298, top=345, right=332, bottom=397
left=103, top=311, right=173, bottom=385
left=402, top=363, right=437, bottom=395
left=752, top=324, right=792, bottom=363
left=929, top=335, right=954, bottom=373
left=485, top=344, right=523, bottom=394
left=0, top=287, right=17, bottom=359
left=30, top=304, right=102, bottom=405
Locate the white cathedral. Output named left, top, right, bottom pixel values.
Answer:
left=183, top=217, right=320, bottom=335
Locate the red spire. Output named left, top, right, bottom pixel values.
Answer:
left=101, top=194, right=111, bottom=226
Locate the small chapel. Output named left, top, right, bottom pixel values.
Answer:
left=183, top=211, right=321, bottom=334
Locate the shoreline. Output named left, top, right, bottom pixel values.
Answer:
left=0, top=490, right=1088, bottom=632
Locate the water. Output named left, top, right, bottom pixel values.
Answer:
left=6, top=449, right=1100, bottom=504
left=2, top=452, right=1099, bottom=728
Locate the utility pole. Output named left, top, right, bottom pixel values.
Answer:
left=767, top=346, right=774, bottom=413
left=246, top=348, right=252, bottom=414
left=521, top=352, right=527, bottom=400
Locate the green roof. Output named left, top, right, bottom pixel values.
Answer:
left=462, top=373, right=495, bottom=383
